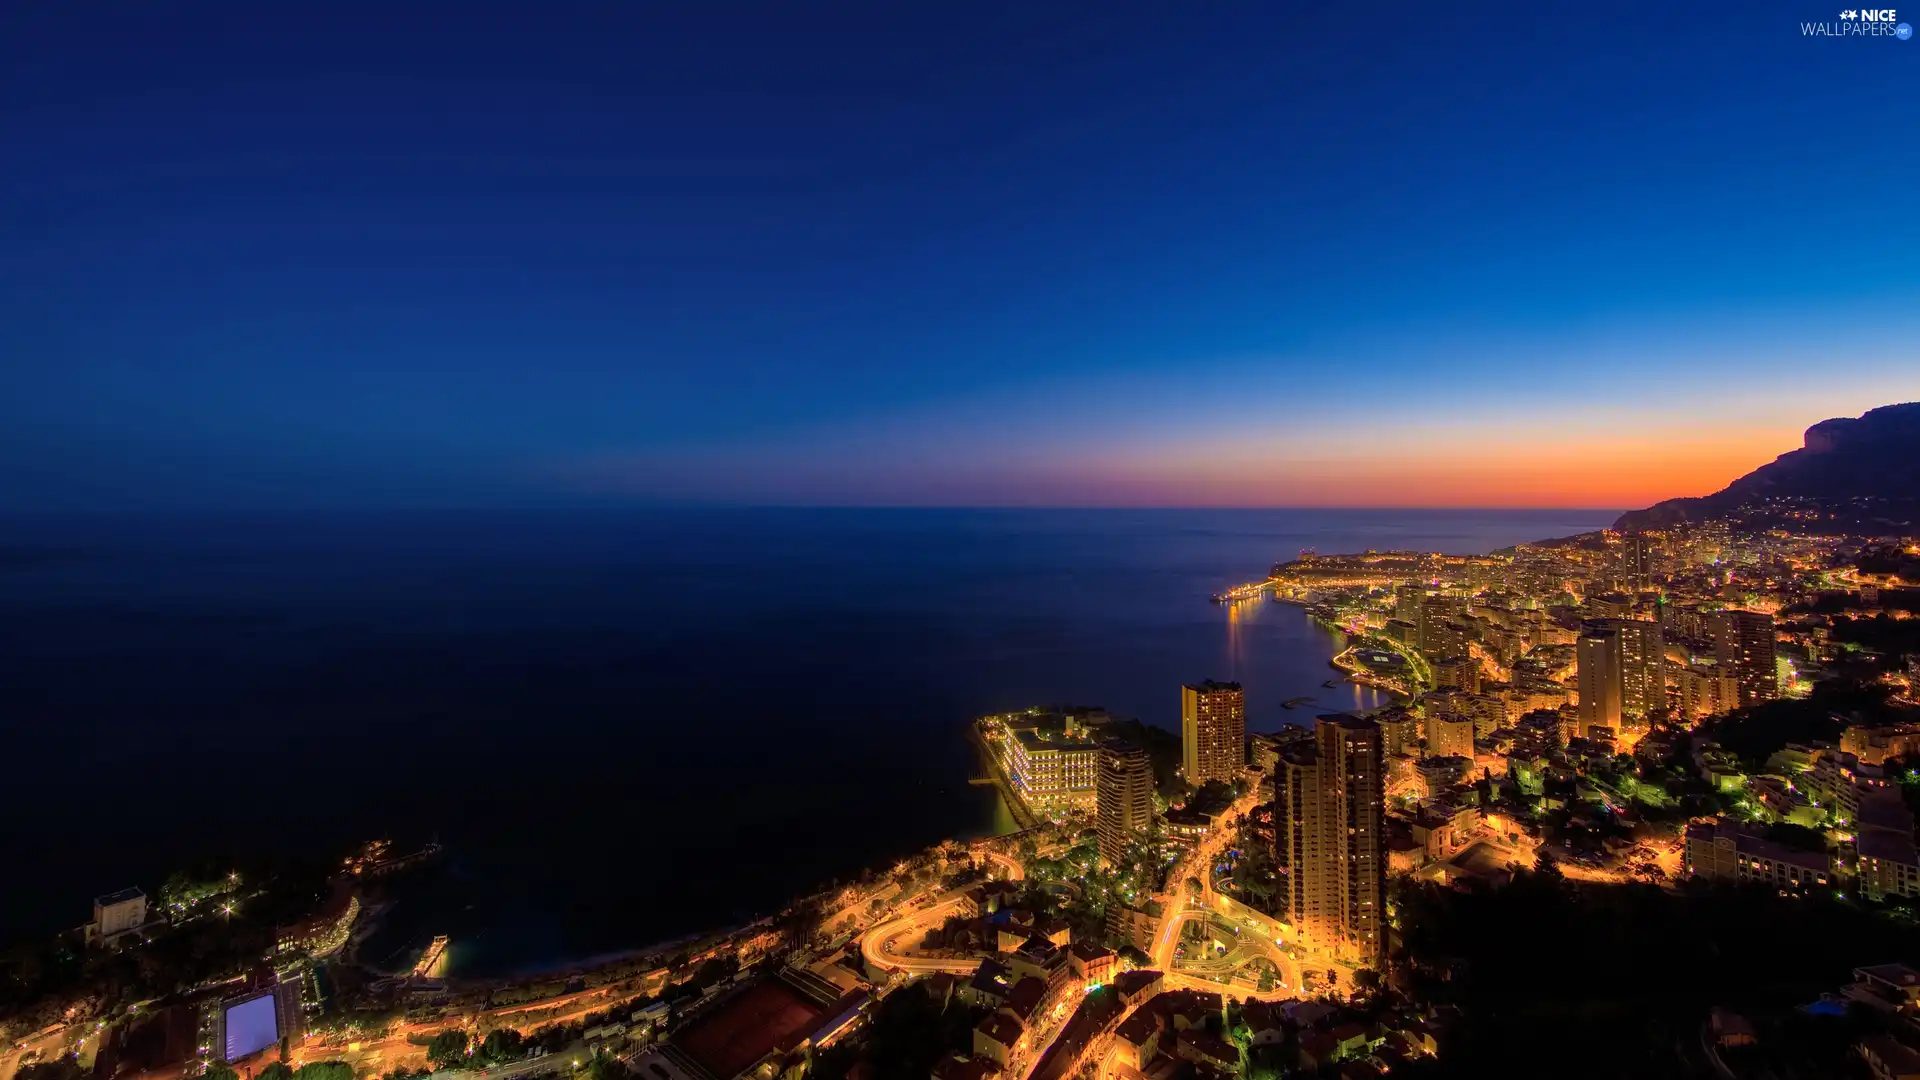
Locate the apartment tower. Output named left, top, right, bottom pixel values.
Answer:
left=1181, top=680, right=1246, bottom=785
left=1272, top=714, right=1386, bottom=967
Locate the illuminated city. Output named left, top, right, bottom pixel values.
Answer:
left=3, top=5, right=1919, bottom=1080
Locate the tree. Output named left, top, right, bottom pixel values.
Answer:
left=478, top=1028, right=524, bottom=1065
left=260, top=1063, right=295, bottom=1080
left=293, top=1063, right=352, bottom=1080
left=17, top=1063, right=89, bottom=1080
left=584, top=1057, right=630, bottom=1080
left=426, top=1030, right=470, bottom=1071
left=204, top=1066, right=240, bottom=1080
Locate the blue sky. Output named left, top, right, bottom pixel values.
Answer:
left=2, top=1, right=1916, bottom=509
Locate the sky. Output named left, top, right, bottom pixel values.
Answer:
left=1, top=1, right=1916, bottom=511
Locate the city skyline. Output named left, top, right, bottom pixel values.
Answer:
left=3, top=4, right=1916, bottom=511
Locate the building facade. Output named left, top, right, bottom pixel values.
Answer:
left=1678, top=664, right=1739, bottom=721
left=1272, top=715, right=1386, bottom=966
left=1711, top=609, right=1779, bottom=708
left=1576, top=618, right=1664, bottom=736
left=1683, top=818, right=1832, bottom=890
left=1425, top=713, right=1475, bottom=760
left=91, top=887, right=148, bottom=947
left=1004, top=730, right=1100, bottom=814
left=1095, top=741, right=1155, bottom=866
left=1181, top=681, right=1246, bottom=785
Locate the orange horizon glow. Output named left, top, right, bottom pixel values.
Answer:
left=566, top=389, right=1917, bottom=509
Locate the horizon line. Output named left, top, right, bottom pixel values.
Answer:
left=0, top=503, right=1629, bottom=518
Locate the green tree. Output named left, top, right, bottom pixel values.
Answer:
left=259, top=1063, right=295, bottom=1080
left=426, top=1030, right=470, bottom=1071
left=293, top=1063, right=352, bottom=1080
left=17, top=1063, right=90, bottom=1080
left=203, top=1065, right=240, bottom=1080
left=478, top=1028, right=524, bottom=1065
left=584, top=1057, right=630, bottom=1080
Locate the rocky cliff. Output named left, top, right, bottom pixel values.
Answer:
left=1613, top=401, right=1920, bottom=532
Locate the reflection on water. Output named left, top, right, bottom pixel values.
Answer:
left=0, top=507, right=1612, bottom=967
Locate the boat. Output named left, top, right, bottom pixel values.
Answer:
left=1323, top=679, right=1343, bottom=688
left=1282, top=696, right=1315, bottom=709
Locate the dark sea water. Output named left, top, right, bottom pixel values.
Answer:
left=0, top=507, right=1611, bottom=974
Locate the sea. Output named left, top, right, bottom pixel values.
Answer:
left=0, top=507, right=1612, bottom=975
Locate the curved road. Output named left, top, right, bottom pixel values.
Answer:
left=861, top=892, right=985, bottom=976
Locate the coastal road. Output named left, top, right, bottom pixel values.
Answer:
left=860, top=891, right=980, bottom=976
left=980, top=849, right=1025, bottom=881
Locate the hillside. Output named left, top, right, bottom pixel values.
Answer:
left=1614, top=401, right=1920, bottom=534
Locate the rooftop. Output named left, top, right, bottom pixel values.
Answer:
left=671, top=976, right=825, bottom=1080
left=976, top=1013, right=1025, bottom=1049
left=95, top=887, right=145, bottom=907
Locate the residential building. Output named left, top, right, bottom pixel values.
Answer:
left=91, top=887, right=148, bottom=947
left=1677, top=664, right=1738, bottom=721
left=1425, top=714, right=1474, bottom=760
left=1576, top=631, right=1621, bottom=735
left=1431, top=656, right=1479, bottom=693
left=1860, top=832, right=1920, bottom=902
left=1460, top=692, right=1509, bottom=739
left=1067, top=943, right=1116, bottom=990
left=1577, top=618, right=1663, bottom=735
left=1373, top=709, right=1418, bottom=757
left=1096, top=741, right=1155, bottom=866
left=1272, top=715, right=1386, bottom=965
left=1711, top=609, right=1779, bottom=707
left=1843, top=723, right=1920, bottom=766
left=1683, top=818, right=1832, bottom=890
left=973, top=1013, right=1026, bottom=1070
left=1859, top=1035, right=1920, bottom=1080
left=1181, top=681, right=1246, bottom=785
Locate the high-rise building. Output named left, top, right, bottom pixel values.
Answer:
left=1624, top=534, right=1654, bottom=592
left=1181, top=680, right=1246, bottom=785
left=1432, top=656, right=1480, bottom=693
left=1677, top=664, right=1738, bottom=721
left=1576, top=632, right=1621, bottom=736
left=1615, top=619, right=1664, bottom=718
left=1425, top=713, right=1475, bottom=759
left=1272, top=715, right=1386, bottom=966
left=1096, top=741, right=1155, bottom=866
left=1420, top=619, right=1471, bottom=661
left=1711, top=610, right=1779, bottom=708
left=1372, top=708, right=1418, bottom=757
left=1576, top=618, right=1664, bottom=735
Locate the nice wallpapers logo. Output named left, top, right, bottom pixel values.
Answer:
left=1802, top=8, right=1913, bottom=36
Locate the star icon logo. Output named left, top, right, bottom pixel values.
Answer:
left=1841, top=9, right=1858, bottom=17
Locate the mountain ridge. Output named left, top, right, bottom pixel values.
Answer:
left=1613, top=401, right=1920, bottom=533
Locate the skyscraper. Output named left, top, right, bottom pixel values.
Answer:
left=1576, top=618, right=1664, bottom=735
left=1614, top=618, right=1665, bottom=719
left=1712, top=609, right=1779, bottom=708
left=1272, top=715, right=1385, bottom=966
left=1624, top=534, right=1654, bottom=592
left=1181, top=680, right=1246, bottom=785
left=1096, top=741, right=1155, bottom=866
left=1575, top=632, right=1621, bottom=736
